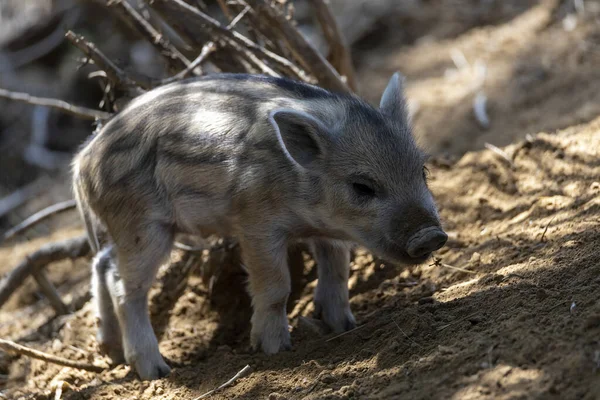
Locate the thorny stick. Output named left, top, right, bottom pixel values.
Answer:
left=0, top=88, right=111, bottom=120
left=2, top=200, right=77, bottom=243
left=192, top=364, right=252, bottom=399
left=0, top=338, right=105, bottom=373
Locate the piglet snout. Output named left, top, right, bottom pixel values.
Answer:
left=406, top=226, right=448, bottom=258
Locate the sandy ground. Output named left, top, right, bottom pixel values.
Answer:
left=1, top=1, right=600, bottom=399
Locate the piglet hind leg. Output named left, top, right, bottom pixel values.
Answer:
left=310, top=239, right=356, bottom=333
left=91, top=246, right=124, bottom=363
left=239, top=232, right=292, bottom=355
left=106, top=220, right=174, bottom=380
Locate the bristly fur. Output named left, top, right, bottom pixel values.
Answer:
left=72, top=72, right=446, bottom=380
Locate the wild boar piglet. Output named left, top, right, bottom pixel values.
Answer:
left=73, top=72, right=447, bottom=380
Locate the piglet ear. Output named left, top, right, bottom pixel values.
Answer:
left=380, top=72, right=409, bottom=121
left=269, top=108, right=332, bottom=170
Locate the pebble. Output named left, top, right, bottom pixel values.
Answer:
left=268, top=392, right=287, bottom=400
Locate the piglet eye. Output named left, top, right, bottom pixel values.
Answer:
left=352, top=182, right=376, bottom=198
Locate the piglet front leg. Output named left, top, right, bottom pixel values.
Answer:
left=310, top=239, right=356, bottom=333
left=239, top=231, right=292, bottom=354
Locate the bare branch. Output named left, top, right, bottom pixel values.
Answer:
left=192, top=365, right=252, bottom=400
left=0, top=88, right=112, bottom=120
left=2, top=200, right=77, bottom=243
left=65, top=31, right=155, bottom=91
left=0, top=236, right=90, bottom=309
left=32, top=270, right=70, bottom=315
left=0, top=178, right=49, bottom=219
left=148, top=0, right=309, bottom=81
left=106, top=0, right=191, bottom=72
left=247, top=0, right=350, bottom=92
left=0, top=338, right=105, bottom=373
left=161, top=42, right=217, bottom=84
left=306, top=0, right=357, bottom=91
left=216, top=0, right=234, bottom=20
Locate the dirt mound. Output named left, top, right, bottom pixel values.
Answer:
left=358, top=0, right=600, bottom=157
left=2, top=114, right=599, bottom=400
left=2, top=1, right=600, bottom=399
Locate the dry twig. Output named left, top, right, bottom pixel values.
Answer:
left=149, top=0, right=309, bottom=81
left=437, top=312, right=481, bottom=332
left=106, top=0, right=191, bottom=72
left=325, top=323, right=368, bottom=342
left=484, top=142, right=514, bottom=168
left=2, top=200, right=77, bottom=243
left=32, top=270, right=70, bottom=315
left=66, top=31, right=155, bottom=91
left=0, top=236, right=90, bottom=309
left=0, top=88, right=112, bottom=121
left=192, top=364, right=252, bottom=399
left=247, top=0, right=349, bottom=92
left=306, top=0, right=357, bottom=91
left=0, top=338, right=105, bottom=373
left=392, top=319, right=423, bottom=348
left=540, top=216, right=557, bottom=242
left=431, top=257, right=476, bottom=275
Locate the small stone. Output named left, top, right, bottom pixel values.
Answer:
left=319, top=371, right=335, bottom=384
left=591, top=182, right=600, bottom=191
left=51, top=339, right=63, bottom=352
left=437, top=345, right=455, bottom=355
left=268, top=392, right=287, bottom=400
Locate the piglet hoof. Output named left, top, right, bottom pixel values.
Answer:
left=251, top=316, right=292, bottom=355
left=314, top=302, right=357, bottom=333
left=127, top=350, right=171, bottom=380
left=98, top=339, right=125, bottom=365
left=96, top=327, right=125, bottom=364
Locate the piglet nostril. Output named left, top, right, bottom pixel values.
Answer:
left=406, top=227, right=448, bottom=258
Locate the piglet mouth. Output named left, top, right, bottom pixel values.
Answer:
left=406, top=226, right=448, bottom=258
left=375, top=240, right=434, bottom=266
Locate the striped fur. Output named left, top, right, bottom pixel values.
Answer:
left=72, top=73, right=445, bottom=379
